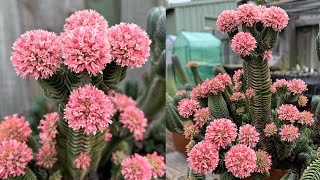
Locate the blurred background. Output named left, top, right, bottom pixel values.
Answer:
left=0, top=0, right=165, bottom=117
left=165, top=0, right=320, bottom=179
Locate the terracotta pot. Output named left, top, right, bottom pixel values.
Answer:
left=242, top=169, right=288, bottom=180
left=172, top=132, right=189, bottom=155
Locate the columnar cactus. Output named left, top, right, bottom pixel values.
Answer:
left=1, top=9, right=165, bottom=180
left=166, top=4, right=318, bottom=179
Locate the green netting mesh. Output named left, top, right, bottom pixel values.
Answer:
left=173, top=32, right=222, bottom=87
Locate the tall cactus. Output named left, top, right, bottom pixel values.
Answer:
left=4, top=9, right=165, bottom=180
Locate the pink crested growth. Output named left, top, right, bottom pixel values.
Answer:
left=190, top=84, right=205, bottom=100
left=298, top=111, right=314, bottom=126
left=10, top=30, right=61, bottom=80
left=0, top=139, right=33, bottom=179
left=298, top=95, right=308, bottom=107
left=38, top=112, right=59, bottom=144
left=61, top=26, right=111, bottom=76
left=120, top=106, right=147, bottom=141
left=215, top=73, right=232, bottom=87
left=263, top=50, right=273, bottom=61
left=193, top=108, right=211, bottom=128
left=105, top=129, right=112, bottom=142
left=108, top=91, right=136, bottom=112
left=121, top=154, right=152, bottom=180
left=225, top=144, right=257, bottom=178
left=288, top=79, right=307, bottom=95
left=200, top=79, right=212, bottom=96
left=264, top=122, right=277, bottom=137
left=233, top=69, right=243, bottom=91
left=108, top=23, right=151, bottom=68
left=279, top=124, right=300, bottom=142
left=245, top=87, right=255, bottom=99
left=205, top=118, right=237, bottom=149
left=64, top=9, right=108, bottom=32
left=112, top=150, right=127, bottom=166
left=184, top=121, right=200, bottom=140
left=272, top=79, right=288, bottom=93
left=176, top=90, right=187, bottom=96
left=277, top=104, right=299, bottom=123
left=238, top=124, right=260, bottom=148
left=188, top=141, right=219, bottom=175
left=36, top=144, right=58, bottom=169
left=216, top=10, right=238, bottom=33
left=208, top=78, right=226, bottom=95
left=74, top=152, right=92, bottom=171
left=0, top=114, right=31, bottom=142
left=146, top=152, right=166, bottom=178
left=64, top=84, right=114, bottom=135
left=187, top=61, right=199, bottom=68
left=230, top=92, right=245, bottom=102
left=236, top=4, right=261, bottom=27
left=231, top=32, right=257, bottom=56
left=177, top=99, right=200, bottom=118
left=255, top=150, right=272, bottom=174
left=262, top=6, right=289, bottom=32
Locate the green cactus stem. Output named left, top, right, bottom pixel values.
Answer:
left=172, top=55, right=190, bottom=85
left=207, top=93, right=230, bottom=119
left=188, top=61, right=203, bottom=85
left=166, top=63, right=178, bottom=97
left=102, top=61, right=127, bottom=90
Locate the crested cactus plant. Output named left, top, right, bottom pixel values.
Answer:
left=1, top=9, right=165, bottom=180
left=166, top=3, right=319, bottom=180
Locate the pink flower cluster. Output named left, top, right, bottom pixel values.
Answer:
left=120, top=106, right=147, bottom=141
left=287, top=79, right=307, bottom=95
left=146, top=152, right=166, bottom=178
left=264, top=122, right=277, bottom=137
left=216, top=10, right=238, bottom=33
left=277, top=104, right=299, bottom=123
left=279, top=124, right=300, bottom=142
left=298, top=111, right=314, bottom=126
left=121, top=154, right=152, bottom=180
left=205, top=118, right=237, bottom=149
left=236, top=4, right=261, bottom=27
left=215, top=73, right=232, bottom=87
left=176, top=90, right=187, bottom=96
left=245, top=87, right=255, bottom=99
left=36, top=112, right=60, bottom=169
left=263, top=50, right=273, bottom=61
left=38, top=112, right=59, bottom=144
left=64, top=84, right=114, bottom=135
left=238, top=124, right=260, bottom=148
left=298, top=95, right=308, bottom=107
left=0, top=139, right=33, bottom=179
left=188, top=141, right=219, bottom=175
left=74, top=152, right=92, bottom=171
left=193, top=108, right=211, bottom=127
left=10, top=30, right=62, bottom=79
left=177, top=99, right=200, bottom=118
left=0, top=114, right=31, bottom=142
left=255, top=150, right=272, bottom=174
left=271, top=79, right=307, bottom=95
left=217, top=4, right=288, bottom=33
left=225, top=144, right=257, bottom=178
left=36, top=144, right=58, bottom=169
left=261, top=6, right=289, bottom=32
left=108, top=91, right=137, bottom=112
left=184, top=121, right=200, bottom=140
left=61, top=26, right=111, bottom=75
left=108, top=23, right=151, bottom=68
left=64, top=9, right=108, bottom=32
left=230, top=92, right=245, bottom=102
left=233, top=69, right=243, bottom=91
left=271, top=79, right=289, bottom=93
left=231, top=32, right=257, bottom=56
